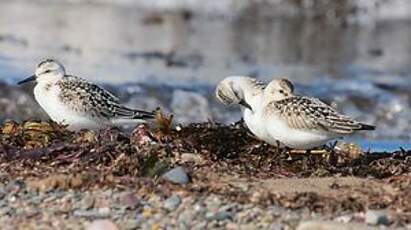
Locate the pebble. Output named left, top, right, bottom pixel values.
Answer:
left=178, top=209, right=197, bottom=224
left=99, top=207, right=111, bottom=216
left=87, top=219, right=119, bottom=230
left=0, top=207, right=12, bottom=217
left=5, top=181, right=23, bottom=195
left=269, top=223, right=284, bottom=230
left=180, top=153, right=204, bottom=163
left=365, top=210, right=390, bottom=225
left=162, top=167, right=189, bottom=185
left=0, top=183, right=400, bottom=229
left=193, top=202, right=207, bottom=216
left=73, top=207, right=111, bottom=218
left=219, top=204, right=237, bottom=212
left=163, top=195, right=182, bottom=211
left=297, top=220, right=376, bottom=230
left=334, top=214, right=352, bottom=223
left=80, top=194, right=95, bottom=210
left=121, top=219, right=140, bottom=230
left=270, top=205, right=284, bottom=216
left=206, top=211, right=233, bottom=221
left=193, top=221, right=208, bottom=229
left=59, top=201, right=72, bottom=213
left=0, top=187, right=5, bottom=200
left=119, top=193, right=140, bottom=209
left=226, top=223, right=240, bottom=230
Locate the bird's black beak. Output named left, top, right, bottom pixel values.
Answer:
left=17, top=75, right=36, bottom=85
left=239, top=99, right=253, bottom=112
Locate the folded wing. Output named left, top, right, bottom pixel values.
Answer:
left=267, top=96, right=375, bottom=134
left=58, top=76, right=155, bottom=120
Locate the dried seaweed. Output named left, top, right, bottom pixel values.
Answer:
left=0, top=120, right=410, bottom=222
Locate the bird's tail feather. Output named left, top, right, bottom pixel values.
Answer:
left=359, top=123, right=376, bottom=130
left=131, top=109, right=156, bottom=119
left=114, top=105, right=156, bottom=119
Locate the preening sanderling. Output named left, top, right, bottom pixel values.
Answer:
left=215, top=76, right=271, bottom=142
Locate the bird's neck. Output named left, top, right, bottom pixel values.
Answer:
left=240, top=82, right=264, bottom=112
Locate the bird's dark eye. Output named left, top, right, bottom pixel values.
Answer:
left=44, top=70, right=51, bottom=74
left=279, top=90, right=284, bottom=94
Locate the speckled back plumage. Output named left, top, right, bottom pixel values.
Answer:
left=266, top=96, right=375, bottom=134
left=57, top=75, right=154, bottom=120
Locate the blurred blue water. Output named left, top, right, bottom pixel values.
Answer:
left=357, top=140, right=411, bottom=152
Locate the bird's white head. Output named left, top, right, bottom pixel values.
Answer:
left=215, top=76, right=253, bottom=111
left=18, top=59, right=66, bottom=85
left=264, top=78, right=294, bottom=101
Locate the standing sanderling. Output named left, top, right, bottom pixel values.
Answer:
left=215, top=76, right=271, bottom=142
left=18, top=59, right=155, bottom=131
left=261, top=78, right=375, bottom=149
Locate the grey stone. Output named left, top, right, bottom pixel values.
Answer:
left=29, top=195, right=45, bottom=205
left=206, top=211, right=233, bottom=221
left=0, top=187, right=5, bottom=200
left=178, top=209, right=197, bottom=224
left=365, top=210, right=390, bottom=225
left=171, top=90, right=211, bottom=123
left=162, top=167, right=189, bottom=185
left=119, top=193, right=140, bottom=209
left=122, top=219, right=140, bottom=230
left=0, top=207, right=13, bottom=217
left=5, top=180, right=23, bottom=195
left=80, top=194, right=95, bottom=210
left=219, top=204, right=237, bottom=212
left=297, top=220, right=378, bottom=230
left=178, top=222, right=191, bottom=230
left=163, top=195, right=182, bottom=211
left=193, top=221, right=208, bottom=230
left=126, top=96, right=164, bottom=113
left=73, top=208, right=111, bottom=218
left=181, top=153, right=204, bottom=163
left=43, top=195, right=57, bottom=203
left=87, top=219, right=119, bottom=230
left=270, top=205, right=284, bottom=216
left=194, top=202, right=207, bottom=216
left=135, top=214, right=146, bottom=225
left=269, top=223, right=284, bottom=230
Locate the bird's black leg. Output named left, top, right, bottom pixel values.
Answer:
left=324, top=142, right=338, bottom=166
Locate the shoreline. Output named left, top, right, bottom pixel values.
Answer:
left=1, top=81, right=410, bottom=143
left=0, top=121, right=409, bottom=229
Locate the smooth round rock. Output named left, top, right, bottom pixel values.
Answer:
left=365, top=210, right=389, bottom=225
left=162, top=167, right=189, bottom=185
left=163, top=195, right=182, bottom=211
left=87, top=220, right=119, bottom=230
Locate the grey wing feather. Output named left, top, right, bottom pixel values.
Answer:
left=270, top=96, right=367, bottom=134
left=58, top=76, right=155, bottom=120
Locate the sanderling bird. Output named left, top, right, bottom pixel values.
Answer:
left=18, top=59, right=155, bottom=131
left=261, top=78, right=375, bottom=149
left=215, top=76, right=271, bottom=142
